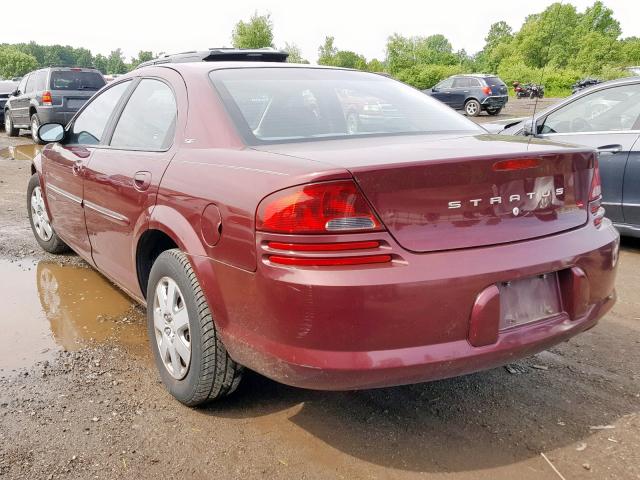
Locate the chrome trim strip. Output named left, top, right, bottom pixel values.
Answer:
left=541, top=130, right=640, bottom=137
left=46, top=183, right=82, bottom=204
left=624, top=202, right=640, bottom=207
left=601, top=201, right=619, bottom=206
left=84, top=200, right=129, bottom=224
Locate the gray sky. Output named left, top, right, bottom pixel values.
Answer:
left=4, top=0, right=639, bottom=62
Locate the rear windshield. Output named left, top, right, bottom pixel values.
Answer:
left=50, top=71, right=106, bottom=91
left=210, top=68, right=482, bottom=144
left=485, top=77, right=506, bottom=86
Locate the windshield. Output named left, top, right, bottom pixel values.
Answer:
left=50, top=71, right=106, bottom=91
left=210, top=68, right=482, bottom=144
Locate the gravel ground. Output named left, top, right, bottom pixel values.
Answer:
left=0, top=118, right=639, bottom=480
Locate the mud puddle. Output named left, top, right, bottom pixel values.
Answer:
left=0, top=258, right=147, bottom=372
left=0, top=143, right=42, bottom=161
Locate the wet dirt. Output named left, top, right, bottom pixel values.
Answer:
left=0, top=143, right=43, bottom=161
left=0, top=258, right=146, bottom=372
left=0, top=129, right=639, bottom=480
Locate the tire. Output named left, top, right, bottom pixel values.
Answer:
left=464, top=99, right=481, bottom=117
left=31, top=113, right=44, bottom=144
left=487, top=108, right=502, bottom=116
left=4, top=110, right=19, bottom=137
left=27, top=173, right=69, bottom=254
left=147, top=249, right=243, bottom=406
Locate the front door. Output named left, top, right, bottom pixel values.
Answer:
left=41, top=80, right=133, bottom=261
left=10, top=74, right=30, bottom=126
left=83, top=75, right=182, bottom=296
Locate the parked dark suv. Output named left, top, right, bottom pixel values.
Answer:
left=0, top=79, right=19, bottom=124
left=424, top=74, right=508, bottom=117
left=4, top=67, right=106, bottom=143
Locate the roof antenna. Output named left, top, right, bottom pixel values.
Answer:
left=528, top=1, right=563, bottom=150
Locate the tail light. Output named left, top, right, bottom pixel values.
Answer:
left=256, top=180, right=382, bottom=234
left=589, top=157, right=604, bottom=228
left=42, top=91, right=52, bottom=106
left=482, top=86, right=491, bottom=95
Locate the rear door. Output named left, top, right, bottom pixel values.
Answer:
left=538, top=82, right=640, bottom=224
left=622, top=136, right=640, bottom=227
left=82, top=73, right=183, bottom=295
left=42, top=80, right=133, bottom=261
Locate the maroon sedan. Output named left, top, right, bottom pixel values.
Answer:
left=28, top=62, right=619, bottom=406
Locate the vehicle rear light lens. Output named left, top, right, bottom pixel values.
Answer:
left=482, top=86, right=491, bottom=95
left=493, top=158, right=540, bottom=171
left=42, top=91, right=52, bottom=106
left=257, top=180, right=383, bottom=234
left=268, top=240, right=380, bottom=252
left=269, top=254, right=391, bottom=266
left=589, top=159, right=602, bottom=201
left=589, top=158, right=604, bottom=227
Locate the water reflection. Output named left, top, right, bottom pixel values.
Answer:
left=0, top=143, right=43, bottom=161
left=0, top=258, right=146, bottom=371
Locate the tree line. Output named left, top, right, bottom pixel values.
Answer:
left=2, top=2, right=640, bottom=96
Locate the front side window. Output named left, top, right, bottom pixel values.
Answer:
left=211, top=68, right=482, bottom=144
left=17, top=76, right=27, bottom=94
left=436, top=78, right=454, bottom=89
left=542, top=83, right=640, bottom=134
left=68, top=81, right=131, bottom=145
left=110, top=79, right=177, bottom=150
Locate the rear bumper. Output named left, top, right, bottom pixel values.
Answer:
left=190, top=221, right=619, bottom=391
left=481, top=95, right=508, bottom=109
left=37, top=107, right=76, bottom=127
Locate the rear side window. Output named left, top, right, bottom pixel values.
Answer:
left=211, top=68, right=482, bottom=145
left=110, top=79, right=177, bottom=151
left=452, top=78, right=469, bottom=88
left=25, top=74, right=36, bottom=94
left=50, top=71, right=106, bottom=91
left=69, top=81, right=131, bottom=145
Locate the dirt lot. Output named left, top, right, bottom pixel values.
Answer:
left=0, top=108, right=639, bottom=480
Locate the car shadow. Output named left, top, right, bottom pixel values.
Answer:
left=199, top=325, right=639, bottom=473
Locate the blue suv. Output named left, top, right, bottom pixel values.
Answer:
left=424, top=74, right=508, bottom=117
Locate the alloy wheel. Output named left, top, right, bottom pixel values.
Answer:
left=30, top=186, right=53, bottom=241
left=153, top=277, right=191, bottom=380
left=466, top=102, right=479, bottom=116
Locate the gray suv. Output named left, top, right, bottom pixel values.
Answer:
left=4, top=67, right=106, bottom=143
left=424, top=74, right=508, bottom=117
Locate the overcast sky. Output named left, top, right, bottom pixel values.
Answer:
left=5, top=0, right=640, bottom=62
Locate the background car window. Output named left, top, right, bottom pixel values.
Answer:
left=436, top=78, right=454, bottom=89
left=468, top=78, right=481, bottom=87
left=541, top=83, right=640, bottom=134
left=25, top=74, right=36, bottom=94
left=452, top=78, right=470, bottom=88
left=50, top=71, right=105, bottom=91
left=68, top=81, right=130, bottom=145
left=110, top=79, right=177, bottom=150
left=17, top=76, right=27, bottom=94
left=35, top=71, right=47, bottom=91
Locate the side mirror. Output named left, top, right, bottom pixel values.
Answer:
left=11, top=89, right=20, bottom=96
left=432, top=87, right=438, bottom=92
left=38, top=123, right=65, bottom=143
left=522, top=119, right=536, bottom=137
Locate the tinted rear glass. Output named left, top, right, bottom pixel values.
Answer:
left=210, top=68, right=482, bottom=144
left=50, top=71, right=106, bottom=91
left=485, top=77, right=506, bottom=86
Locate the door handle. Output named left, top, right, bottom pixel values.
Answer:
left=71, top=159, right=84, bottom=175
left=597, top=144, right=622, bottom=155
left=133, top=171, right=152, bottom=191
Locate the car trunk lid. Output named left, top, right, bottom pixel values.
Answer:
left=255, top=134, right=593, bottom=253
left=485, top=76, right=508, bottom=96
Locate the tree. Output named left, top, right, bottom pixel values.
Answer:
left=485, top=21, right=513, bottom=50
left=106, top=49, right=127, bottom=74
left=130, top=50, right=154, bottom=68
left=93, top=54, right=108, bottom=74
left=283, top=42, right=308, bottom=64
left=231, top=12, right=274, bottom=49
left=366, top=58, right=385, bottom=72
left=318, top=36, right=338, bottom=65
left=0, top=47, right=38, bottom=78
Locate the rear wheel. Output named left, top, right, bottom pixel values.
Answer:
left=31, top=114, right=44, bottom=144
left=487, top=107, right=502, bottom=116
left=4, top=110, right=19, bottom=137
left=147, top=249, right=243, bottom=406
left=27, top=173, right=69, bottom=253
left=464, top=99, right=481, bottom=117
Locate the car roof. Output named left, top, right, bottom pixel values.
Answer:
left=137, top=61, right=359, bottom=74
left=453, top=74, right=498, bottom=78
